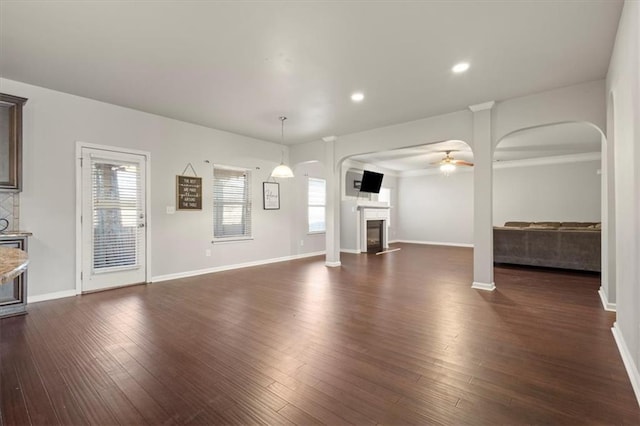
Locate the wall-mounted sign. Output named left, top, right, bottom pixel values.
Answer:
left=263, top=182, right=280, bottom=210
left=176, top=175, right=202, bottom=210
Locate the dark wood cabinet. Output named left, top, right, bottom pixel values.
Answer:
left=0, top=234, right=29, bottom=318
left=0, top=93, right=28, bottom=192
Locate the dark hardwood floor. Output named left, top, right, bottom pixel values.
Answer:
left=1, top=243, right=639, bottom=425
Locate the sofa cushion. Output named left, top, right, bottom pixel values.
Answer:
left=559, top=226, right=597, bottom=231
left=529, top=224, right=558, bottom=229
left=561, top=221, right=594, bottom=228
left=504, top=221, right=531, bottom=227
left=533, top=221, right=562, bottom=228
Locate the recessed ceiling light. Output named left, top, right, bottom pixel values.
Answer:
left=351, top=92, right=364, bottom=102
left=452, top=62, right=470, bottom=73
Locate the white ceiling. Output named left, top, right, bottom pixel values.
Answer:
left=0, top=1, right=622, bottom=145
left=350, top=122, right=602, bottom=172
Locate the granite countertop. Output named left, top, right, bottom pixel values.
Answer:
left=0, top=231, right=33, bottom=238
left=0, top=247, right=29, bottom=285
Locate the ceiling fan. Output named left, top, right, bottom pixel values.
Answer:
left=430, top=150, right=474, bottom=173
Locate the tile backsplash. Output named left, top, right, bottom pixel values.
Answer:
left=0, top=193, right=19, bottom=231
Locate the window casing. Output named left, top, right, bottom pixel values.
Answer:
left=308, top=177, right=326, bottom=233
left=213, top=166, right=252, bottom=241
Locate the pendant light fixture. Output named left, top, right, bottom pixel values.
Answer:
left=271, top=116, right=295, bottom=178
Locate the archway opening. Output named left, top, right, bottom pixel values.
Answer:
left=492, top=122, right=605, bottom=283
left=341, top=139, right=474, bottom=254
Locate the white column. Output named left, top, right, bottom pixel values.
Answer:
left=470, top=101, right=496, bottom=291
left=600, top=133, right=616, bottom=310
left=323, top=136, right=341, bottom=267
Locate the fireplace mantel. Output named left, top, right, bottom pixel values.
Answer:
left=356, top=201, right=389, bottom=209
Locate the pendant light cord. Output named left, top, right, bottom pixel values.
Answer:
left=279, top=116, right=287, bottom=163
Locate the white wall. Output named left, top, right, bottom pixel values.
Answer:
left=397, top=169, right=474, bottom=245
left=493, top=159, right=601, bottom=226
left=606, top=0, right=640, bottom=403
left=1, top=78, right=322, bottom=298
left=395, top=158, right=601, bottom=245
left=493, top=80, right=606, bottom=144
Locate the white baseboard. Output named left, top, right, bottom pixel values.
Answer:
left=394, top=239, right=474, bottom=248
left=325, top=261, right=342, bottom=267
left=340, top=248, right=360, bottom=254
left=151, top=251, right=326, bottom=283
left=29, top=289, right=77, bottom=304
left=472, top=281, right=496, bottom=291
left=598, top=286, right=617, bottom=312
left=612, top=322, right=640, bottom=406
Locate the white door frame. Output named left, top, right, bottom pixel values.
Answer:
left=75, top=141, right=152, bottom=295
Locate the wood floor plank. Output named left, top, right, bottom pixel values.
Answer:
left=21, top=326, right=89, bottom=425
left=266, top=380, right=362, bottom=425
left=0, top=364, right=31, bottom=426
left=57, top=364, right=120, bottom=425
left=2, top=244, right=639, bottom=424
left=12, top=355, right=60, bottom=425
left=276, top=403, right=325, bottom=425
left=109, top=344, right=199, bottom=424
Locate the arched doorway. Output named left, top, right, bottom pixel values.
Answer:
left=492, top=121, right=613, bottom=308
left=341, top=140, right=475, bottom=253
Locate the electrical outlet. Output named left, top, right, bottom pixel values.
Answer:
left=300, top=240, right=304, bottom=246
left=205, top=249, right=211, bottom=257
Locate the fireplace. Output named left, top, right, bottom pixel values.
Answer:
left=357, top=203, right=390, bottom=253
left=366, top=220, right=384, bottom=253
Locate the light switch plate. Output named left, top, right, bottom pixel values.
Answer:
left=166, top=206, right=175, bottom=214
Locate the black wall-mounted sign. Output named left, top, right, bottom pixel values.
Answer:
left=176, top=175, right=202, bottom=210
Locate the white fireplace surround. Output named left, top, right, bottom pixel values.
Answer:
left=357, top=202, right=391, bottom=253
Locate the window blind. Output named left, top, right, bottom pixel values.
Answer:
left=308, top=177, right=326, bottom=233
left=213, top=166, right=252, bottom=239
left=92, top=159, right=142, bottom=271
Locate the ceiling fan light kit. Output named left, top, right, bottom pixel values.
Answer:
left=431, top=150, right=474, bottom=175
left=440, top=163, right=456, bottom=175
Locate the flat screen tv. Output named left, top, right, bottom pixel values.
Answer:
left=359, top=170, right=384, bottom=193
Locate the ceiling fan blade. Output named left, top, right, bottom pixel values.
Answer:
left=452, top=160, right=474, bottom=166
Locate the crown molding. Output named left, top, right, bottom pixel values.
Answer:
left=322, top=136, right=337, bottom=142
left=493, top=152, right=601, bottom=170
left=399, top=166, right=473, bottom=178
left=397, top=152, right=601, bottom=178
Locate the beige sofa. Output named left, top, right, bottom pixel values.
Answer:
left=493, top=221, right=601, bottom=272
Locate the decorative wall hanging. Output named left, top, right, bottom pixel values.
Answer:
left=176, top=163, right=202, bottom=210
left=263, top=182, right=280, bottom=210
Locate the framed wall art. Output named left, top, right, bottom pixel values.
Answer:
left=263, top=182, right=280, bottom=210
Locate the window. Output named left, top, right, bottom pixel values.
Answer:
left=308, top=177, right=326, bottom=233
left=91, top=160, right=142, bottom=270
left=213, top=166, right=252, bottom=240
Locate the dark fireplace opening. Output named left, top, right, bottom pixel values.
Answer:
left=367, top=220, right=384, bottom=253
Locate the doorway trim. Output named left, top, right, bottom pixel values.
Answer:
left=75, top=141, right=152, bottom=295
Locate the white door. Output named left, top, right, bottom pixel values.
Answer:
left=81, top=147, right=147, bottom=292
